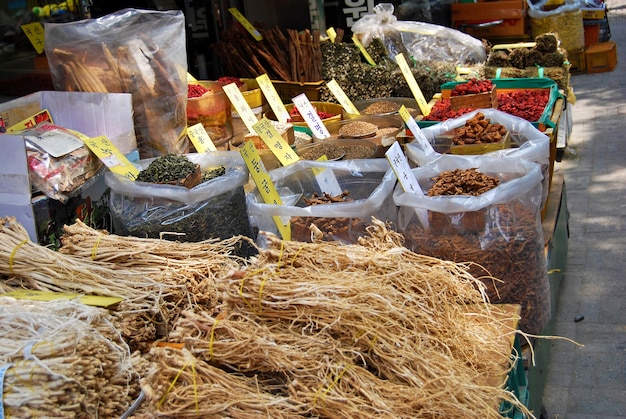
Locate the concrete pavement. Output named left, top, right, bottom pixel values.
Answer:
left=541, top=1, right=626, bottom=417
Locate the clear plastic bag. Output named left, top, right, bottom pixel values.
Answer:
left=105, top=152, right=255, bottom=248
left=393, top=155, right=550, bottom=335
left=527, top=0, right=585, bottom=51
left=352, top=3, right=486, bottom=65
left=17, top=122, right=102, bottom=203
left=405, top=108, right=551, bottom=208
left=247, top=159, right=398, bottom=244
left=44, top=9, right=188, bottom=159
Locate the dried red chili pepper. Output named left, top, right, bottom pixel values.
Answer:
left=451, top=79, right=493, bottom=96
left=187, top=84, right=210, bottom=98
left=422, top=100, right=474, bottom=121
left=497, top=89, right=550, bottom=122
left=218, top=76, right=245, bottom=88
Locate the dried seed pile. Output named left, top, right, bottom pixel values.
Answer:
left=142, top=223, right=533, bottom=418
left=363, top=100, right=401, bottom=114
left=298, top=142, right=375, bottom=161
left=428, top=168, right=500, bottom=196
left=338, top=121, right=378, bottom=138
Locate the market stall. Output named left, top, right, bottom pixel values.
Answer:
left=0, top=1, right=597, bottom=417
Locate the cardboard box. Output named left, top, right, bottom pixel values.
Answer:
left=451, top=0, right=528, bottom=38
left=585, top=41, right=617, bottom=73
left=0, top=91, right=136, bottom=155
left=0, top=91, right=136, bottom=243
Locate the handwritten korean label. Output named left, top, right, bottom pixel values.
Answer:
left=187, top=123, right=217, bottom=153
left=21, top=22, right=45, bottom=54
left=239, top=140, right=291, bottom=240
left=252, top=118, right=300, bottom=167
left=223, top=82, right=259, bottom=133
left=395, top=53, right=431, bottom=116
left=256, top=74, right=290, bottom=123
left=291, top=93, right=331, bottom=140
left=327, top=79, right=359, bottom=115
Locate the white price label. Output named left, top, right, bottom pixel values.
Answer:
left=398, top=106, right=433, bottom=153
left=291, top=93, right=331, bottom=140
left=223, top=82, right=259, bottom=133
left=256, top=74, right=290, bottom=123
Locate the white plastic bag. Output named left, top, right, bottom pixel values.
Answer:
left=247, top=159, right=397, bottom=244
left=405, top=108, right=551, bottom=207
left=393, top=156, right=549, bottom=334
left=352, top=3, right=486, bottom=64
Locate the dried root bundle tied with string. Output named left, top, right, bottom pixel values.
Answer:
left=148, top=220, right=533, bottom=418
left=0, top=217, right=228, bottom=352
left=0, top=297, right=139, bottom=418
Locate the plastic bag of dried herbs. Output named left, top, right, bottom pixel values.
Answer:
left=247, top=159, right=397, bottom=245
left=105, top=152, right=255, bottom=251
left=45, top=9, right=188, bottom=159
left=393, top=155, right=549, bottom=335
left=351, top=3, right=486, bottom=65
left=405, top=108, right=552, bottom=210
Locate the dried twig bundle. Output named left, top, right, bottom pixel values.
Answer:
left=0, top=298, right=138, bottom=418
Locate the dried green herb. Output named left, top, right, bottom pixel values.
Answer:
left=136, top=154, right=198, bottom=184
left=200, top=166, right=226, bottom=183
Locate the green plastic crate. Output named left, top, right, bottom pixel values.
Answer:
left=499, top=333, right=530, bottom=418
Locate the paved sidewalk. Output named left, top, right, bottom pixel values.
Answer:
left=541, top=1, right=626, bottom=417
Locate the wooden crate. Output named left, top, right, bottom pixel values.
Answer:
left=451, top=0, right=529, bottom=39
left=567, top=48, right=586, bottom=74
left=585, top=41, right=617, bottom=73
left=449, top=87, right=498, bottom=111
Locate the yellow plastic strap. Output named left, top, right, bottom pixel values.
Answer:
left=314, top=364, right=353, bottom=404
left=157, top=362, right=189, bottom=408
left=9, top=239, right=28, bottom=273
left=91, top=236, right=103, bottom=260
left=208, top=318, right=220, bottom=361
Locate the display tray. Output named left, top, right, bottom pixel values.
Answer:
left=439, top=78, right=562, bottom=131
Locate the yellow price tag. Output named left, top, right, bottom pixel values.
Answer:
left=253, top=118, right=300, bottom=167
left=1, top=290, right=123, bottom=308
left=395, top=53, right=431, bottom=117
left=326, top=27, right=337, bottom=43
left=256, top=74, right=290, bottom=124
left=228, top=8, right=262, bottom=41
left=223, top=82, right=259, bottom=133
left=187, top=123, right=217, bottom=153
left=21, top=22, right=45, bottom=54
left=187, top=72, right=198, bottom=83
left=352, top=36, right=376, bottom=66
left=326, top=79, right=359, bottom=115
left=239, top=141, right=291, bottom=240
left=6, top=109, right=53, bottom=132
left=81, top=135, right=139, bottom=180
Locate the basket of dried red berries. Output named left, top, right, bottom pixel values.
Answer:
left=448, top=79, right=498, bottom=111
